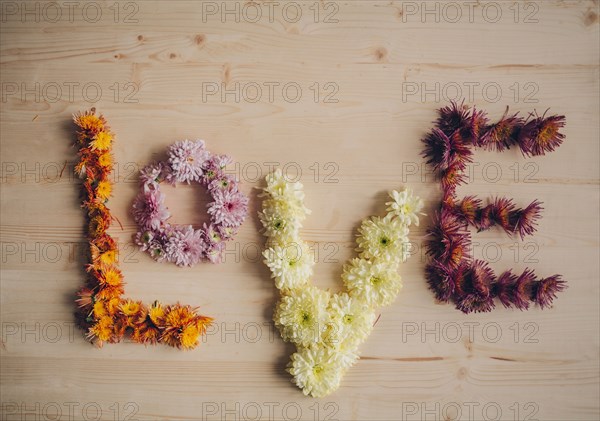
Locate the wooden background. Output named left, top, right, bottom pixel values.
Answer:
left=1, top=1, right=598, bottom=420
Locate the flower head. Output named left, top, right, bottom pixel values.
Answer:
left=96, top=180, right=112, bottom=202
left=288, top=345, right=357, bottom=398
left=534, top=275, right=566, bottom=309
left=132, top=189, right=169, bottom=231
left=140, top=161, right=166, bottom=188
left=325, top=293, right=375, bottom=348
left=518, top=114, right=566, bottom=157
left=342, top=258, right=402, bottom=308
left=386, top=188, right=424, bottom=226
left=274, top=286, right=331, bottom=347
left=479, top=110, right=523, bottom=151
left=168, top=140, right=209, bottom=183
left=165, top=225, right=205, bottom=267
left=357, top=214, right=410, bottom=262
left=207, top=188, right=248, bottom=227
left=73, top=109, right=105, bottom=133
left=263, top=242, right=314, bottom=290
left=161, top=304, right=212, bottom=349
left=454, top=260, right=495, bottom=313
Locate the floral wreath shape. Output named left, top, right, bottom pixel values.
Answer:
left=259, top=170, right=423, bottom=397
left=422, top=101, right=567, bottom=313
left=132, top=140, right=248, bottom=267
left=73, top=109, right=212, bottom=349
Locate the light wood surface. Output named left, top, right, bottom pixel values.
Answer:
left=1, top=1, right=598, bottom=420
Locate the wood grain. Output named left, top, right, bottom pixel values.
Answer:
left=1, top=1, right=598, bottom=420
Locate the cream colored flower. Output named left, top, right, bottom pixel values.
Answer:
left=342, top=257, right=402, bottom=307
left=325, top=292, right=375, bottom=348
left=263, top=241, right=314, bottom=290
left=288, top=344, right=358, bottom=398
left=386, top=188, right=424, bottom=226
left=274, top=286, right=330, bottom=346
left=259, top=198, right=307, bottom=242
left=356, top=214, right=410, bottom=262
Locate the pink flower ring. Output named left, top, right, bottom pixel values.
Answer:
left=132, top=140, right=248, bottom=266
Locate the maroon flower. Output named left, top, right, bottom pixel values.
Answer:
left=422, top=101, right=566, bottom=313
left=425, top=262, right=455, bottom=303
left=493, top=270, right=519, bottom=308
left=511, top=269, right=537, bottom=310
left=455, top=260, right=495, bottom=313
left=435, top=101, right=471, bottom=137
left=478, top=110, right=523, bottom=151
left=534, top=275, right=566, bottom=309
left=518, top=114, right=566, bottom=156
left=509, top=200, right=543, bottom=239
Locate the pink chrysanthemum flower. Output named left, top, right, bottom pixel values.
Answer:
left=132, top=189, right=170, bottom=230
left=134, top=229, right=169, bottom=262
left=207, top=189, right=248, bottom=227
left=208, top=174, right=238, bottom=193
left=168, top=140, right=210, bottom=183
left=201, top=154, right=233, bottom=184
left=165, top=225, right=205, bottom=267
left=204, top=241, right=225, bottom=263
left=140, top=161, right=166, bottom=189
left=202, top=223, right=222, bottom=245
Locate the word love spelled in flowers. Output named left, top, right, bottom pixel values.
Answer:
left=260, top=170, right=423, bottom=397
left=132, top=140, right=248, bottom=267
left=73, top=109, right=212, bottom=349
left=423, top=101, right=567, bottom=313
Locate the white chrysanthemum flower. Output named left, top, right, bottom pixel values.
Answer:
left=259, top=200, right=303, bottom=241
left=325, top=292, right=375, bottom=348
left=263, top=169, right=302, bottom=198
left=274, top=286, right=330, bottom=346
left=263, top=241, right=314, bottom=290
left=356, top=214, right=410, bottom=262
left=288, top=344, right=358, bottom=398
left=342, top=258, right=402, bottom=307
left=261, top=170, right=310, bottom=214
left=386, top=188, right=424, bottom=227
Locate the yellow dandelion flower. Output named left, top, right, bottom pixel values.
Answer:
left=94, top=284, right=124, bottom=301
left=98, top=152, right=113, bottom=168
left=102, top=267, right=122, bottom=286
left=180, top=324, right=200, bottom=349
left=96, top=180, right=112, bottom=201
left=148, top=302, right=165, bottom=326
left=93, top=300, right=106, bottom=318
left=74, top=111, right=104, bottom=132
left=99, top=250, right=117, bottom=265
left=90, top=316, right=113, bottom=342
left=120, top=299, right=141, bottom=316
left=107, top=297, right=120, bottom=316
left=90, top=131, right=112, bottom=151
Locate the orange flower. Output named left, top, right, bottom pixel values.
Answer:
left=89, top=215, right=106, bottom=238
left=96, top=180, right=112, bottom=201
left=101, top=266, right=123, bottom=287
left=73, top=109, right=213, bottom=349
left=94, top=284, right=124, bottom=301
left=88, top=316, right=113, bottom=344
left=90, top=131, right=113, bottom=151
left=98, top=151, right=113, bottom=168
left=74, top=109, right=105, bottom=133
